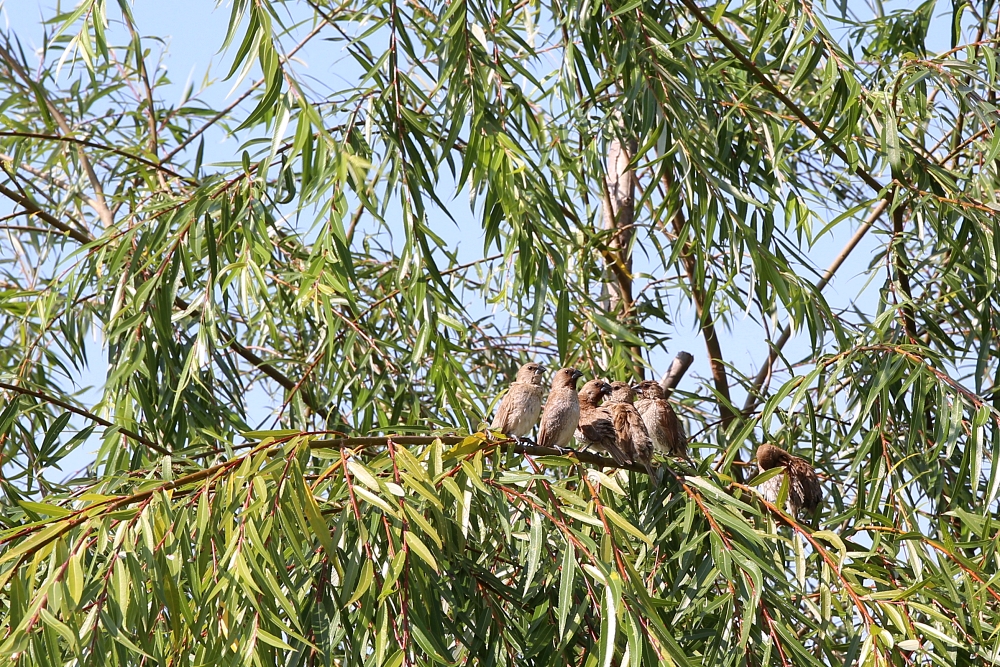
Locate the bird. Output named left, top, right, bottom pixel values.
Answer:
left=634, top=380, right=687, bottom=458
left=490, top=362, right=546, bottom=439
left=604, top=381, right=657, bottom=479
left=537, top=368, right=584, bottom=451
left=575, top=379, right=630, bottom=467
left=755, top=444, right=822, bottom=516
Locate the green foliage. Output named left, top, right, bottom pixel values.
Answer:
left=2, top=0, right=1000, bottom=664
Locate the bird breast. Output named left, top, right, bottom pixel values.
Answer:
left=496, top=383, right=543, bottom=436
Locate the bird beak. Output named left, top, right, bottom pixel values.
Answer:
left=630, top=384, right=642, bottom=391
left=571, top=369, right=584, bottom=381
left=537, top=365, right=547, bottom=373
left=601, top=383, right=613, bottom=395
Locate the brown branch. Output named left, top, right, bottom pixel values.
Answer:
left=658, top=351, right=694, bottom=399
left=0, top=131, right=192, bottom=184
left=311, top=435, right=655, bottom=474
left=663, top=177, right=736, bottom=430
left=601, top=137, right=645, bottom=379
left=0, top=183, right=94, bottom=245
left=0, top=381, right=169, bottom=455
left=603, top=137, right=638, bottom=313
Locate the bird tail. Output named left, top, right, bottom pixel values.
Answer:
left=606, top=442, right=630, bottom=467
left=643, top=460, right=658, bottom=487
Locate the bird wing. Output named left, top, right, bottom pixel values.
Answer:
left=612, top=404, right=656, bottom=481
left=662, top=401, right=687, bottom=457
left=581, top=409, right=629, bottom=466
left=490, top=390, right=514, bottom=431
left=791, top=458, right=822, bottom=512
left=610, top=403, right=636, bottom=456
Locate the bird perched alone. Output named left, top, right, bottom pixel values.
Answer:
left=756, top=444, right=822, bottom=516
left=575, top=379, right=630, bottom=467
left=604, top=382, right=656, bottom=479
left=634, top=380, right=687, bottom=458
left=537, top=368, right=584, bottom=451
left=490, top=362, right=546, bottom=439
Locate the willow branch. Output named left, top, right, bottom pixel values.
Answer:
left=311, top=435, right=655, bottom=474
left=0, top=41, right=114, bottom=228
left=662, top=174, right=735, bottom=429
left=0, top=183, right=93, bottom=245
left=674, top=0, right=885, bottom=195
left=0, top=131, right=192, bottom=184
left=0, top=381, right=169, bottom=455
left=891, top=195, right=918, bottom=339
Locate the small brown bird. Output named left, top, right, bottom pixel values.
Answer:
left=575, top=379, right=630, bottom=467
left=756, top=444, right=822, bottom=516
left=604, top=382, right=656, bottom=479
left=634, top=380, right=687, bottom=458
left=537, top=368, right=584, bottom=451
left=490, top=362, right=546, bottom=439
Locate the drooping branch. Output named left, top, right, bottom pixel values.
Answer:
left=0, top=381, right=169, bottom=455
left=673, top=0, right=885, bottom=196
left=891, top=194, right=918, bottom=339
left=661, top=173, right=736, bottom=429
left=0, top=41, right=114, bottom=229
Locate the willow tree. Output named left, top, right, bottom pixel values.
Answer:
left=1, top=0, right=998, bottom=664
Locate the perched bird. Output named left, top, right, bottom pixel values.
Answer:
left=604, top=381, right=656, bottom=479
left=634, top=380, right=687, bottom=458
left=575, top=379, right=630, bottom=467
left=756, top=444, right=822, bottom=516
left=537, top=368, right=584, bottom=451
left=490, top=362, right=546, bottom=438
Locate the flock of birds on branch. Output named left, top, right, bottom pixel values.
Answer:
left=489, top=363, right=822, bottom=516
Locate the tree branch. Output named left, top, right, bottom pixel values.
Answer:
left=0, top=381, right=169, bottom=455
left=891, top=194, right=918, bottom=339
left=659, top=351, right=694, bottom=399
left=0, top=183, right=93, bottom=245
left=602, top=137, right=645, bottom=379
left=311, top=435, right=656, bottom=474
left=0, top=40, right=114, bottom=228
left=662, top=174, right=735, bottom=428
left=673, top=0, right=885, bottom=195
left=603, top=137, right=637, bottom=313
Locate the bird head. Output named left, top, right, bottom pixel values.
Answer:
left=551, top=367, right=583, bottom=390
left=632, top=380, right=665, bottom=399
left=756, top=443, right=792, bottom=470
left=578, top=379, right=611, bottom=406
left=515, top=362, right=547, bottom=385
left=607, top=381, right=637, bottom=404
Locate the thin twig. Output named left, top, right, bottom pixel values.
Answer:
left=742, top=200, right=890, bottom=414
left=0, top=41, right=114, bottom=228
